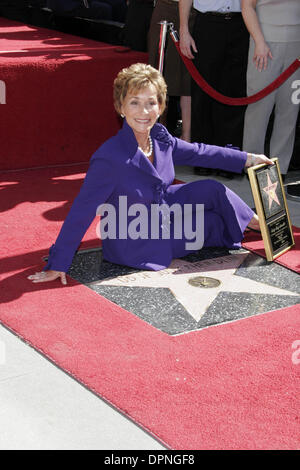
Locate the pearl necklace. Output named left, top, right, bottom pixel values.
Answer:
left=138, top=136, right=153, bottom=158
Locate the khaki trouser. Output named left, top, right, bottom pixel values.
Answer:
left=243, top=37, right=300, bottom=174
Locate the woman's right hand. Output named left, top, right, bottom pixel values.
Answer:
left=245, top=153, right=274, bottom=168
left=28, top=270, right=67, bottom=285
left=179, top=30, right=197, bottom=59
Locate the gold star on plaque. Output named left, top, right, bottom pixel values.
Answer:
left=262, top=173, right=280, bottom=210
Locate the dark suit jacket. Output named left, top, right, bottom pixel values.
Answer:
left=44, top=120, right=248, bottom=272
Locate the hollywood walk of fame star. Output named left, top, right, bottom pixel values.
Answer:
left=93, top=253, right=298, bottom=322
left=262, top=173, right=281, bottom=210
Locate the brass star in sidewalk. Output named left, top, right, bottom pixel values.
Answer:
left=96, top=254, right=298, bottom=322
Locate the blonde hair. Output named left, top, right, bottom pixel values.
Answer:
left=113, top=63, right=167, bottom=115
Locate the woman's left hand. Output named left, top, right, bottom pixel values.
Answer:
left=245, top=153, right=274, bottom=168
left=253, top=40, right=273, bottom=71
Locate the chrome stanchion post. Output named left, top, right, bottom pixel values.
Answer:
left=158, top=21, right=173, bottom=74
left=157, top=21, right=174, bottom=126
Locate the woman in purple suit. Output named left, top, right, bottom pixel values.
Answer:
left=28, top=63, right=272, bottom=285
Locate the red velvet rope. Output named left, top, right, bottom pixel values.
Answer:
left=173, top=39, right=300, bottom=106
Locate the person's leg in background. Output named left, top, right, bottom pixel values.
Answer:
left=269, top=41, right=300, bottom=175
left=212, top=16, right=249, bottom=149
left=191, top=13, right=249, bottom=149
left=191, top=13, right=246, bottom=176
left=191, top=13, right=223, bottom=146
left=243, top=40, right=300, bottom=177
left=47, top=0, right=112, bottom=20
left=180, top=95, right=191, bottom=141
left=243, top=39, right=279, bottom=158
left=123, top=0, right=154, bottom=52
left=99, top=0, right=127, bottom=22
left=289, top=111, right=300, bottom=171
left=86, top=1, right=113, bottom=20
left=148, top=0, right=195, bottom=141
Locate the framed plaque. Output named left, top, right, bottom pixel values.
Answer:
left=247, top=158, right=295, bottom=261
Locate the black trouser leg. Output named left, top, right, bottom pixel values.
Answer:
left=191, top=13, right=249, bottom=149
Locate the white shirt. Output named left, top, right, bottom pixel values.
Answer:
left=193, top=1, right=241, bottom=13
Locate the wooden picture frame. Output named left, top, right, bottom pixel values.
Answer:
left=247, top=158, right=295, bottom=261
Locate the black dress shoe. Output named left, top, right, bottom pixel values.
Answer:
left=215, top=169, right=234, bottom=179
left=288, top=162, right=300, bottom=171
left=194, top=167, right=214, bottom=176
left=286, top=183, right=300, bottom=201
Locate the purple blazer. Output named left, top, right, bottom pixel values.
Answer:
left=44, top=120, right=250, bottom=272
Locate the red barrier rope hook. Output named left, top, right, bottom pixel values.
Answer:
left=169, top=26, right=300, bottom=106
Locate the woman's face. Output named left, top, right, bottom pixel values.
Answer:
left=120, top=83, right=161, bottom=141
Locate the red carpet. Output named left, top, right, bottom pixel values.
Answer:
left=0, top=18, right=147, bottom=170
left=243, top=228, right=300, bottom=274
left=1, top=165, right=300, bottom=450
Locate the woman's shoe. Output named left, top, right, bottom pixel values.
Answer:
left=246, top=226, right=261, bottom=233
